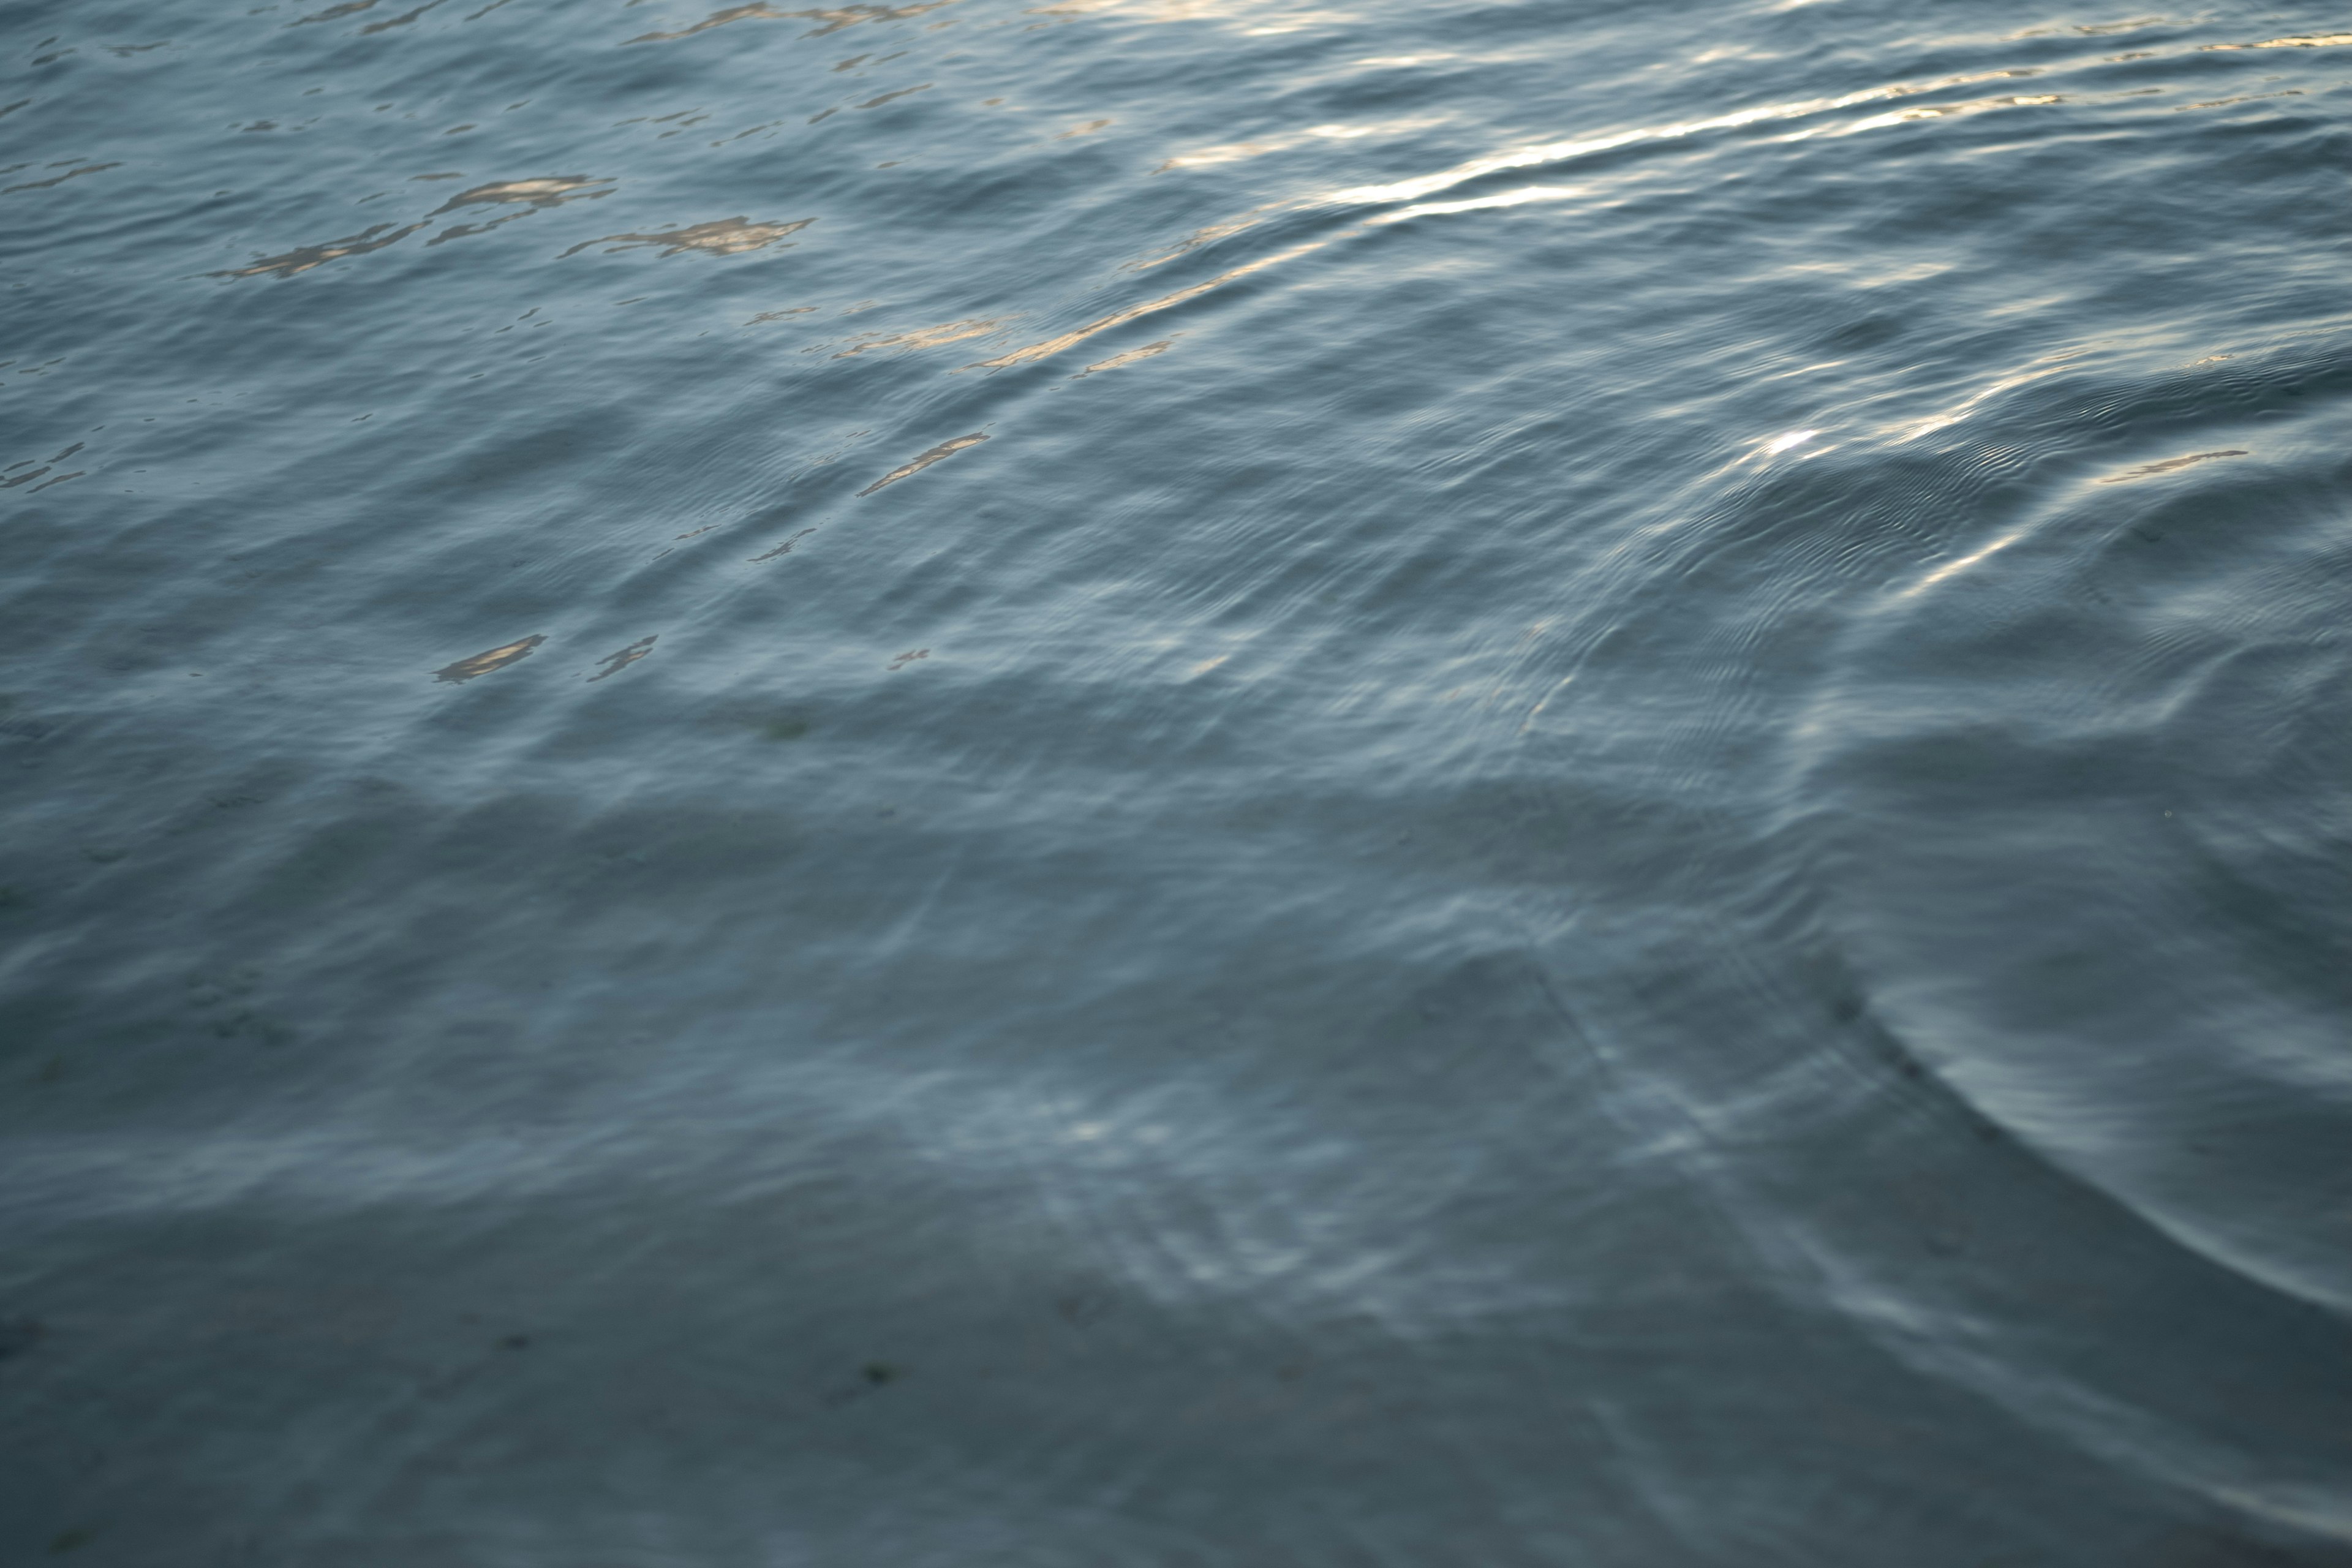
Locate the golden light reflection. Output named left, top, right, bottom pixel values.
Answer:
left=827, top=317, right=1013, bottom=358
left=219, top=176, right=619, bottom=276
left=858, top=432, right=987, bottom=495
left=2100, top=450, right=2247, bottom=483
left=560, top=217, right=812, bottom=257
left=434, top=635, right=545, bottom=683
left=626, top=2, right=953, bottom=43
left=2201, top=32, right=2352, bottom=51
left=425, top=175, right=616, bottom=246
left=214, top=222, right=426, bottom=278
left=1074, top=337, right=1175, bottom=375
left=2176, top=89, right=2304, bottom=111
left=1025, top=0, right=1354, bottom=34
left=428, top=176, right=613, bottom=216
left=970, top=241, right=1326, bottom=368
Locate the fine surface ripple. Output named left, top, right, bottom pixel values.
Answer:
left=2, top=0, right=2348, bottom=1563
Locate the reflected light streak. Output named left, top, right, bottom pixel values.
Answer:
left=1901, top=529, right=2027, bottom=598
left=1365, top=183, right=1579, bottom=224
left=985, top=68, right=2086, bottom=376
left=1321, top=68, right=2035, bottom=209
left=1159, top=119, right=1431, bottom=172
left=970, top=240, right=1328, bottom=368
left=1789, top=92, right=2061, bottom=140
left=2201, top=32, right=2352, bottom=50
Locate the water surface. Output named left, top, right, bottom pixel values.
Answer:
left=4, top=0, right=2350, bottom=1562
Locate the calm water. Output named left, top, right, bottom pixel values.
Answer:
left=4, top=0, right=2350, bottom=1561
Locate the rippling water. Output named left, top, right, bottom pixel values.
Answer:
left=4, top=0, right=2350, bottom=1561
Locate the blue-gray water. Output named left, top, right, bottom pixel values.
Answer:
left=4, top=0, right=2350, bottom=1562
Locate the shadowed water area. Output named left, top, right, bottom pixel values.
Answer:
left=3, top=0, right=2350, bottom=1561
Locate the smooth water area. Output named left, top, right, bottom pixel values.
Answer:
left=4, top=0, right=2350, bottom=1561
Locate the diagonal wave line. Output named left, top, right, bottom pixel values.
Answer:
left=968, top=241, right=1330, bottom=369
